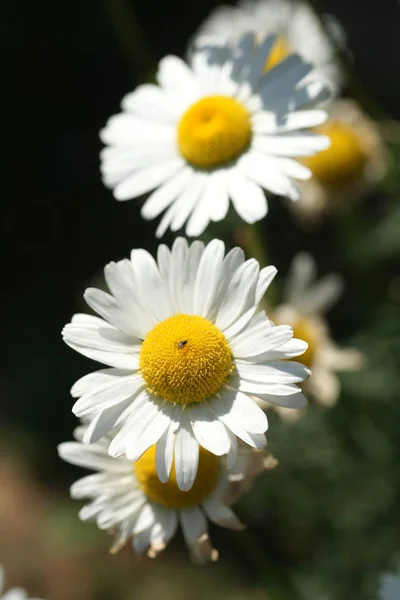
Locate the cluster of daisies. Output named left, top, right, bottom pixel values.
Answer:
left=57, top=0, right=369, bottom=563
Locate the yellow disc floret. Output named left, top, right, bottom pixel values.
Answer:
left=303, top=122, right=368, bottom=189
left=134, top=444, right=220, bottom=509
left=177, top=96, right=252, bottom=169
left=139, top=314, right=233, bottom=405
left=291, top=317, right=320, bottom=368
left=264, top=35, right=291, bottom=71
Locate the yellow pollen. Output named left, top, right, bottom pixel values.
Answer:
left=177, top=96, right=252, bottom=169
left=291, top=317, right=320, bottom=368
left=264, top=35, right=292, bottom=71
left=134, top=444, right=220, bottom=509
left=303, top=122, right=368, bottom=188
left=139, top=314, right=233, bottom=405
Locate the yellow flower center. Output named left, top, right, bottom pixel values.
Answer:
left=139, top=314, right=233, bottom=405
left=264, top=35, right=291, bottom=71
left=177, top=96, right=252, bottom=169
left=134, top=444, right=220, bottom=509
left=291, top=317, right=320, bottom=368
left=303, top=122, right=368, bottom=188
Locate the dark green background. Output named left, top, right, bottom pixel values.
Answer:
left=1, top=1, right=400, bottom=598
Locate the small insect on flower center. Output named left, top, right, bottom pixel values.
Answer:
left=177, top=95, right=252, bottom=169
left=134, top=444, right=220, bottom=509
left=303, top=122, right=368, bottom=188
left=264, top=35, right=292, bottom=71
left=139, top=314, right=233, bottom=405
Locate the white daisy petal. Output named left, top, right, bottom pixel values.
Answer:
left=252, top=109, right=328, bottom=134
left=126, top=402, right=174, bottom=462
left=103, top=259, right=155, bottom=337
left=193, top=239, right=225, bottom=318
left=114, top=158, right=184, bottom=201
left=189, top=402, right=231, bottom=456
left=257, top=391, right=308, bottom=409
left=108, top=391, right=155, bottom=458
left=100, top=114, right=174, bottom=146
left=175, top=418, right=199, bottom=491
left=64, top=341, right=139, bottom=370
left=255, top=266, right=277, bottom=305
left=141, top=166, right=194, bottom=220
left=226, top=427, right=238, bottom=469
left=207, top=169, right=230, bottom=222
left=210, top=391, right=267, bottom=446
left=70, top=368, right=131, bottom=398
left=170, top=173, right=208, bottom=234
left=253, top=133, right=330, bottom=157
left=121, top=84, right=177, bottom=121
left=58, top=442, right=128, bottom=473
left=179, top=506, right=207, bottom=548
left=83, top=396, right=138, bottom=444
left=203, top=497, right=245, bottom=530
left=157, top=55, right=199, bottom=95
left=230, top=323, right=293, bottom=359
left=129, top=248, right=172, bottom=322
left=133, top=528, right=152, bottom=555
left=239, top=151, right=301, bottom=200
left=72, top=373, right=142, bottom=418
left=249, top=337, right=308, bottom=362
left=184, top=177, right=215, bottom=237
left=133, top=503, right=157, bottom=535
left=228, top=169, right=268, bottom=224
left=155, top=419, right=177, bottom=483
left=216, top=259, right=259, bottom=331
left=216, top=387, right=268, bottom=434
left=235, top=360, right=310, bottom=384
left=83, top=288, right=144, bottom=337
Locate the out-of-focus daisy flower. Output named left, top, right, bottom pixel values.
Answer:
left=379, top=572, right=400, bottom=600
left=58, top=425, right=272, bottom=563
left=62, top=238, right=310, bottom=490
left=194, top=0, right=344, bottom=97
left=271, top=252, right=363, bottom=413
left=0, top=566, right=42, bottom=600
left=294, top=99, right=388, bottom=224
left=100, top=33, right=330, bottom=237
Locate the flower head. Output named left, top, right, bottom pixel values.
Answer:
left=194, top=0, right=345, bottom=97
left=100, top=33, right=330, bottom=237
left=58, top=426, right=272, bottom=563
left=293, top=99, right=388, bottom=224
left=272, top=252, right=364, bottom=412
left=63, top=238, right=310, bottom=490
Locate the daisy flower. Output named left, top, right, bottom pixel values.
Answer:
left=293, top=99, right=388, bottom=224
left=62, top=238, right=310, bottom=490
left=100, top=32, right=331, bottom=237
left=194, top=0, right=345, bottom=97
left=0, top=566, right=42, bottom=600
left=271, top=252, right=364, bottom=413
left=58, top=425, right=272, bottom=563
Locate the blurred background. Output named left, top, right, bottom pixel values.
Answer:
left=1, top=0, right=400, bottom=598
